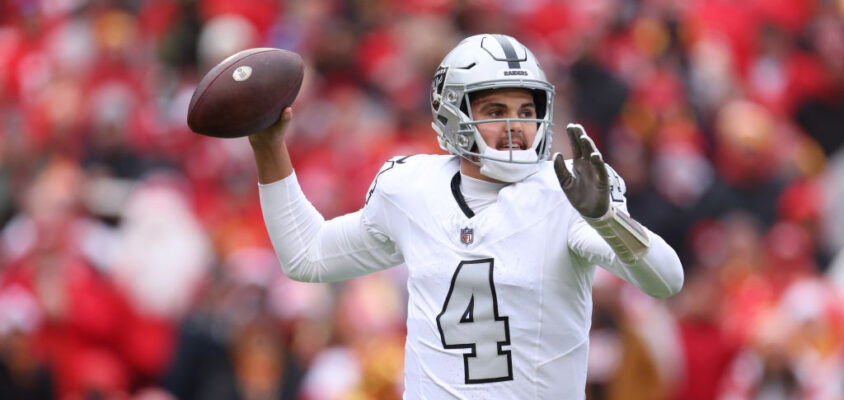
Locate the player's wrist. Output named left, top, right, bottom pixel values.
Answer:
left=581, top=204, right=614, bottom=223
left=248, top=133, right=285, bottom=150
left=250, top=139, right=294, bottom=184
left=576, top=200, right=609, bottom=219
left=584, top=205, right=651, bottom=263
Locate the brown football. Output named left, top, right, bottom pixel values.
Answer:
left=187, top=48, right=304, bottom=138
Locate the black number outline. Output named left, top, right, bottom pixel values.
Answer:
left=436, top=258, right=513, bottom=384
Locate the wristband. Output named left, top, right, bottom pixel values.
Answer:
left=584, top=205, right=651, bottom=263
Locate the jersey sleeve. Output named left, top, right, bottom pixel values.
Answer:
left=258, top=172, right=403, bottom=283
left=566, top=163, right=684, bottom=298
left=568, top=222, right=683, bottom=298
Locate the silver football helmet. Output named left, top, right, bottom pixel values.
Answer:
left=431, top=34, right=555, bottom=176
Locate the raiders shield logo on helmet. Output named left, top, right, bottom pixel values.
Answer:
left=431, top=66, right=448, bottom=111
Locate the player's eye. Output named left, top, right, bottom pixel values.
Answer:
left=520, top=108, right=536, bottom=118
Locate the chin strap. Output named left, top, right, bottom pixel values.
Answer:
left=584, top=205, right=651, bottom=264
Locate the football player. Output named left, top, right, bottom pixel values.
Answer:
left=249, top=34, right=683, bottom=399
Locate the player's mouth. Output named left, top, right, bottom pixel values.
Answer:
left=496, top=140, right=526, bottom=151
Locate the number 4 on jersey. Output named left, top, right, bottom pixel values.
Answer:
left=437, top=259, right=513, bottom=384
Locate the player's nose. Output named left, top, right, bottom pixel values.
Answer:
left=507, top=117, right=523, bottom=134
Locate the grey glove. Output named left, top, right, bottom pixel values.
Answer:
left=553, top=123, right=610, bottom=219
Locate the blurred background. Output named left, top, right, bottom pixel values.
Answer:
left=1, top=0, right=843, bottom=399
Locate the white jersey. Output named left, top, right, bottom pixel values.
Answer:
left=258, top=154, right=683, bottom=400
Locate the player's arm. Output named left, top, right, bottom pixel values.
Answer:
left=568, top=220, right=683, bottom=298
left=249, top=108, right=295, bottom=184
left=249, top=109, right=403, bottom=283
left=555, top=124, right=683, bottom=298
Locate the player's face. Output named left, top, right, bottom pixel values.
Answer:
left=469, top=88, right=538, bottom=151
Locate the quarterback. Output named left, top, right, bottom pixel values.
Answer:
left=249, top=34, right=683, bottom=399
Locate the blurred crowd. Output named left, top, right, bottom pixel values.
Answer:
left=1, top=0, right=843, bottom=399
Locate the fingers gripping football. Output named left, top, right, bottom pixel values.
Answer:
left=248, top=107, right=293, bottom=148
left=553, top=124, right=610, bottom=219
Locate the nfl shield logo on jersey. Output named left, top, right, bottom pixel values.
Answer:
left=460, top=227, right=474, bottom=245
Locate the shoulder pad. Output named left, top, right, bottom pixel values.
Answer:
left=365, top=155, right=432, bottom=204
